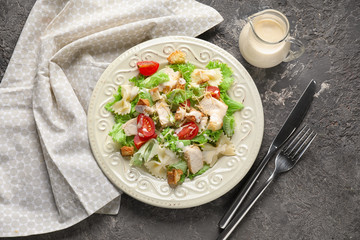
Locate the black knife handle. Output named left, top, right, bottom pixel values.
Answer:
left=218, top=146, right=276, bottom=229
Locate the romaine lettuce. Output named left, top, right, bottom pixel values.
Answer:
left=130, top=139, right=158, bottom=167
left=157, top=128, right=191, bottom=152
left=166, top=89, right=186, bottom=106
left=140, top=72, right=169, bottom=89
left=221, top=92, right=244, bottom=114
left=138, top=89, right=154, bottom=106
left=114, top=114, right=132, bottom=124
left=129, top=74, right=146, bottom=88
left=191, top=130, right=223, bottom=145
left=206, top=61, right=234, bottom=91
left=169, top=63, right=196, bottom=83
left=109, top=122, right=135, bottom=147
left=188, top=164, right=210, bottom=179
left=168, top=160, right=188, bottom=173
left=223, top=113, right=235, bottom=137
left=105, top=86, right=122, bottom=113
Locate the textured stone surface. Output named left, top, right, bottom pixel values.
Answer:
left=1, top=0, right=359, bottom=239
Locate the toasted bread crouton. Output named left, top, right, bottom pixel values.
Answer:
left=137, top=98, right=150, bottom=106
left=167, top=50, right=186, bottom=64
left=149, top=87, right=161, bottom=101
left=167, top=168, right=183, bottom=188
left=121, top=146, right=134, bottom=156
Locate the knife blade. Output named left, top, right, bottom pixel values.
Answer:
left=218, top=79, right=316, bottom=229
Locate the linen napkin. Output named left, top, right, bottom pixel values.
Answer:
left=0, top=0, right=223, bottom=237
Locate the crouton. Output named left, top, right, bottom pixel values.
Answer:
left=167, top=50, right=186, bottom=64
left=167, top=168, right=183, bottom=188
left=121, top=146, right=134, bottom=156
left=136, top=98, right=150, bottom=106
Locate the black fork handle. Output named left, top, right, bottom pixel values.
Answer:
left=217, top=171, right=276, bottom=240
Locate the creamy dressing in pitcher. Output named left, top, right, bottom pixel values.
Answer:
left=254, top=19, right=285, bottom=42
left=239, top=11, right=291, bottom=68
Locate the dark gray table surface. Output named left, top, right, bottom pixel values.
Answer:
left=1, top=0, right=359, bottom=239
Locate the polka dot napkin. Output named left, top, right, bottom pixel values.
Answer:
left=0, top=0, right=223, bottom=237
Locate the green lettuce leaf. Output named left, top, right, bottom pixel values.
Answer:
left=130, top=139, right=158, bottom=167
left=221, top=92, right=244, bottom=114
left=223, top=113, right=235, bottom=137
left=108, top=122, right=135, bottom=147
left=169, top=63, right=196, bottom=83
left=185, top=86, right=205, bottom=105
left=191, top=130, right=223, bottom=145
left=188, top=164, right=210, bottom=179
left=114, top=114, right=132, bottom=124
left=157, top=128, right=191, bottom=152
left=166, top=89, right=186, bottom=106
left=167, top=159, right=188, bottom=173
left=138, top=89, right=154, bottom=106
left=141, top=71, right=169, bottom=89
left=129, top=74, right=146, bottom=88
left=206, top=61, right=234, bottom=91
left=105, top=86, right=122, bottom=112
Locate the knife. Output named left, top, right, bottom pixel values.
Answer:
left=218, top=79, right=316, bottom=229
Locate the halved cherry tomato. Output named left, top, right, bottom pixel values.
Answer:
left=176, top=122, right=199, bottom=140
left=180, top=99, right=191, bottom=108
left=137, top=61, right=159, bottom=76
left=206, top=86, right=220, bottom=99
left=134, top=132, right=157, bottom=149
left=137, top=113, right=155, bottom=138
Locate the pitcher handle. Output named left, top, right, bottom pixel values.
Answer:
left=283, top=37, right=305, bottom=62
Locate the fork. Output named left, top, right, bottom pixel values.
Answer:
left=217, top=125, right=317, bottom=240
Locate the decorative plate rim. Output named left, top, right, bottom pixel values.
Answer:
left=87, top=36, right=264, bottom=209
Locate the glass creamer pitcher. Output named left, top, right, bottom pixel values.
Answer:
left=239, top=9, right=304, bottom=68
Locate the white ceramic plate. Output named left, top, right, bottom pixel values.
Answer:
left=88, top=36, right=264, bottom=208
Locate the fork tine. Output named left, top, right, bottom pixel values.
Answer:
left=288, top=128, right=311, bottom=156
left=283, top=125, right=308, bottom=155
left=293, top=130, right=315, bottom=156
left=293, top=132, right=317, bottom=161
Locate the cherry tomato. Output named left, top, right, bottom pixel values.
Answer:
left=134, top=132, right=157, bottom=149
left=137, top=114, right=155, bottom=138
left=180, top=99, right=191, bottom=108
left=206, top=86, right=220, bottom=99
left=176, top=122, right=199, bottom=140
left=137, top=61, right=159, bottom=76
